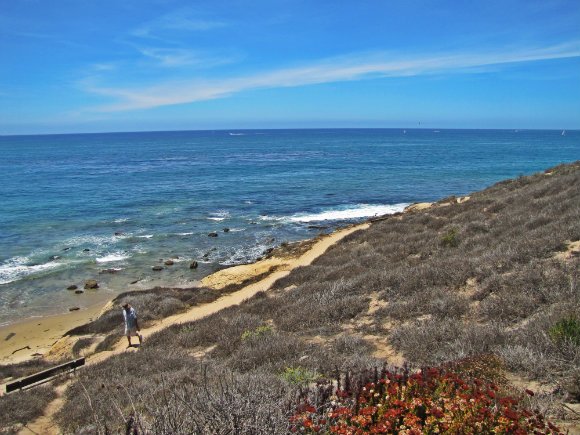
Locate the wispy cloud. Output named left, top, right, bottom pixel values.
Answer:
left=132, top=9, right=227, bottom=39
left=137, top=47, right=239, bottom=68
left=91, top=63, right=117, bottom=72
left=83, top=41, right=580, bottom=112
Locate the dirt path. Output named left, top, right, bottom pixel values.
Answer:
left=17, top=224, right=368, bottom=434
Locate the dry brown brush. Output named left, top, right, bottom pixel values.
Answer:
left=51, top=161, right=580, bottom=432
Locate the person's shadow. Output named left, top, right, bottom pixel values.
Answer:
left=127, top=343, right=141, bottom=349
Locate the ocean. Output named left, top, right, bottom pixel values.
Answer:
left=0, top=128, right=578, bottom=325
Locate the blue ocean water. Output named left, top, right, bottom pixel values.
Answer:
left=0, top=128, right=578, bottom=324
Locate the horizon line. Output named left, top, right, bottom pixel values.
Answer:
left=1, top=126, right=577, bottom=138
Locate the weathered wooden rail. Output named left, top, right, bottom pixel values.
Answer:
left=5, top=357, right=85, bottom=393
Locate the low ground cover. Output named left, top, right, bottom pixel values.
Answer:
left=2, top=162, right=579, bottom=433
left=291, top=358, right=563, bottom=434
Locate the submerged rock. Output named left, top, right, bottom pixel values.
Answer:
left=67, top=285, right=78, bottom=291
left=223, top=227, right=230, bottom=233
left=164, top=260, right=174, bottom=266
left=74, top=290, right=84, bottom=294
left=189, top=261, right=198, bottom=269
left=152, top=265, right=164, bottom=271
left=208, top=232, right=218, bottom=237
left=69, top=307, right=80, bottom=312
left=84, top=279, right=99, bottom=289
left=308, top=225, right=328, bottom=230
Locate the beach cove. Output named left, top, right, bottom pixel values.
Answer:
left=0, top=222, right=370, bottom=365
left=1, top=129, right=579, bottom=328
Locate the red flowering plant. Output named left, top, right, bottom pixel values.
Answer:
left=289, top=360, right=563, bottom=434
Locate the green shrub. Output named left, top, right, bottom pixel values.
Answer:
left=549, top=316, right=580, bottom=345
left=280, top=367, right=320, bottom=385
left=440, top=228, right=460, bottom=247
left=241, top=325, right=273, bottom=340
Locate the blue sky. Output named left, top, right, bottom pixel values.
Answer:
left=1, top=0, right=579, bottom=134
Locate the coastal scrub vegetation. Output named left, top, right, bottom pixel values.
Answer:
left=52, top=161, right=579, bottom=433
left=66, top=286, right=218, bottom=337
left=0, top=385, right=56, bottom=434
left=2, top=162, right=579, bottom=433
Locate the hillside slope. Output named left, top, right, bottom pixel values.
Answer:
left=4, top=162, right=579, bottom=434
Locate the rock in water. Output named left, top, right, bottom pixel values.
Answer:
left=152, top=265, right=164, bottom=271
left=67, top=285, right=78, bottom=291
left=164, top=259, right=174, bottom=266
left=189, top=261, right=198, bottom=269
left=208, top=232, right=218, bottom=237
left=223, top=227, right=230, bottom=233
left=84, top=279, right=99, bottom=289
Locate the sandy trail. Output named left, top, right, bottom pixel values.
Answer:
left=16, top=223, right=367, bottom=434
left=90, top=224, right=367, bottom=362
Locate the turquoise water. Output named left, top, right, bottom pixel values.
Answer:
left=0, top=128, right=578, bottom=324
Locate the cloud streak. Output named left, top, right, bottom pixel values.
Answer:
left=132, top=10, right=227, bottom=39
left=84, top=41, right=580, bottom=112
left=136, top=47, right=240, bottom=68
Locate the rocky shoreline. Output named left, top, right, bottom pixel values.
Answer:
left=0, top=225, right=341, bottom=365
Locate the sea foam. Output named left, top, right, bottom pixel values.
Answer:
left=0, top=257, right=63, bottom=285
left=263, top=203, right=409, bottom=223
left=95, top=253, right=131, bottom=263
left=208, top=210, right=230, bottom=221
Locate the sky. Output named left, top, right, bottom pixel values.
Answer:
left=1, top=0, right=580, bottom=134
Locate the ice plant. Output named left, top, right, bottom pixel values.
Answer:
left=290, top=363, right=563, bottom=434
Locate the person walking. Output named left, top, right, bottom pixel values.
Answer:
left=122, top=302, right=143, bottom=347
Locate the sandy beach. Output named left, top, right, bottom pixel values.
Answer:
left=0, top=295, right=112, bottom=364
left=0, top=223, right=367, bottom=367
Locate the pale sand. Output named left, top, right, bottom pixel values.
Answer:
left=554, top=239, right=580, bottom=261
left=200, top=256, right=289, bottom=289
left=0, top=302, right=109, bottom=364
left=402, top=196, right=470, bottom=214
left=404, top=202, right=433, bottom=213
